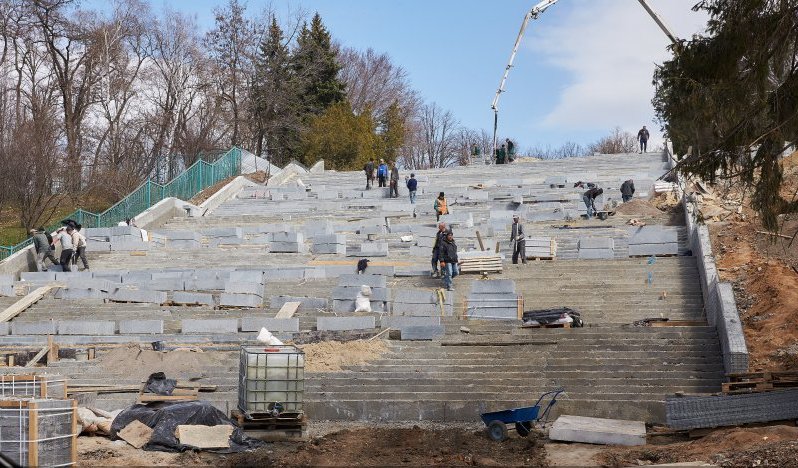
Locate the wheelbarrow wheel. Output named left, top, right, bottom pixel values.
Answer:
left=487, top=420, right=508, bottom=441
left=515, top=421, right=532, bottom=437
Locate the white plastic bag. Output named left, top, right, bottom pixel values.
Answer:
left=256, top=327, right=284, bottom=345
left=355, top=294, right=372, bottom=313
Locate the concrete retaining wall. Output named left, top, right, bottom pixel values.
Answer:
left=668, top=143, right=748, bottom=375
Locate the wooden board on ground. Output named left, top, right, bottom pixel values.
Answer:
left=275, top=301, right=301, bottom=319
left=0, top=284, right=59, bottom=323
left=118, top=420, right=153, bottom=449
left=176, top=424, right=233, bottom=449
left=24, top=346, right=49, bottom=367
left=137, top=381, right=200, bottom=403
left=721, top=370, right=798, bottom=394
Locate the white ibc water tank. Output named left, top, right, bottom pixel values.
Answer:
left=238, top=345, right=305, bottom=415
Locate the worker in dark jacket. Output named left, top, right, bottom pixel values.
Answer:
left=406, top=174, right=418, bottom=204
left=439, top=232, right=459, bottom=291
left=30, top=229, right=57, bottom=272
left=389, top=162, right=400, bottom=198
left=510, top=214, right=526, bottom=264
left=364, top=159, right=374, bottom=189
left=430, top=222, right=451, bottom=278
left=583, top=187, right=604, bottom=219
left=620, top=179, right=635, bottom=203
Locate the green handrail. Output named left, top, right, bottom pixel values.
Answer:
left=0, top=147, right=242, bottom=261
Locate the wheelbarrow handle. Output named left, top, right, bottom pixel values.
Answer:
left=534, top=388, right=565, bottom=423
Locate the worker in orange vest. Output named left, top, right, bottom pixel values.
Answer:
left=434, top=192, right=449, bottom=222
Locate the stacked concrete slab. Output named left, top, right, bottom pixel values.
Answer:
left=391, top=289, right=453, bottom=316
left=220, top=270, right=264, bottom=308
left=578, top=237, right=614, bottom=259
left=666, top=389, right=798, bottom=430
left=332, top=274, right=389, bottom=313
left=312, top=234, right=347, bottom=255
left=627, top=226, right=679, bottom=257
left=270, top=232, right=305, bottom=253
left=85, top=225, right=147, bottom=252
left=466, top=280, right=519, bottom=320
left=524, top=236, right=555, bottom=259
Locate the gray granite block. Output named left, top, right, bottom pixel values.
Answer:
left=182, top=319, right=238, bottom=334
left=11, top=321, right=56, bottom=335
left=119, top=320, right=164, bottom=334
left=229, top=270, right=265, bottom=284
left=240, top=317, right=300, bottom=332
left=20, top=272, right=56, bottom=282
left=380, top=316, right=441, bottom=328
left=578, top=237, right=614, bottom=249
left=270, top=296, right=329, bottom=310
left=317, top=316, right=376, bottom=331
left=470, top=280, right=516, bottom=294
left=58, top=320, right=115, bottom=335
left=108, top=288, right=167, bottom=304
left=578, top=249, right=614, bottom=259
left=224, top=282, right=264, bottom=297
left=399, top=325, right=446, bottom=340
left=172, top=291, right=214, bottom=306
left=0, top=285, right=14, bottom=297
left=219, top=293, right=262, bottom=308
left=338, top=274, right=387, bottom=288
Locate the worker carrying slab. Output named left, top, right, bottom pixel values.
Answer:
left=510, top=214, right=527, bottom=264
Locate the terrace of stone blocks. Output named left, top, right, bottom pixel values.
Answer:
left=0, top=151, right=722, bottom=423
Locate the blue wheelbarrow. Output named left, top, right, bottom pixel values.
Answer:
left=480, top=389, right=564, bottom=441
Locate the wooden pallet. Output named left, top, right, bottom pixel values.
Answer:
left=526, top=256, right=555, bottom=261
left=230, top=409, right=306, bottom=439
left=722, top=371, right=798, bottom=394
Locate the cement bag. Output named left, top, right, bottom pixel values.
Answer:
left=355, top=293, right=372, bottom=313
left=256, top=328, right=283, bottom=345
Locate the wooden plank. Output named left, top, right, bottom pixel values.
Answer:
left=275, top=301, right=301, bottom=319
left=24, top=346, right=49, bottom=368
left=176, top=424, right=233, bottom=449
left=47, top=335, right=58, bottom=364
left=71, top=400, right=78, bottom=464
left=0, top=285, right=58, bottom=323
left=475, top=230, right=485, bottom=251
left=118, top=420, right=153, bottom=449
left=29, top=400, right=38, bottom=467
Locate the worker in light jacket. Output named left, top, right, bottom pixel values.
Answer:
left=510, top=214, right=527, bottom=264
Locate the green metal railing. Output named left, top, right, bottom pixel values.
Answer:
left=0, top=147, right=242, bottom=261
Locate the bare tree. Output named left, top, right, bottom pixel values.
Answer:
left=412, top=102, right=460, bottom=168
left=587, top=127, right=637, bottom=155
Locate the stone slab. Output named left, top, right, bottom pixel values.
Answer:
left=109, top=288, right=167, bottom=304
left=0, top=323, right=8, bottom=335
left=11, top=321, right=56, bottom=335
left=628, top=243, right=679, bottom=256
left=316, top=316, right=376, bottom=331
left=627, top=226, right=678, bottom=245
left=470, top=280, right=516, bottom=294
left=0, top=285, right=14, bottom=297
left=54, top=288, right=106, bottom=300
left=270, top=296, right=329, bottom=310
left=338, top=274, right=387, bottom=288
left=20, top=272, right=56, bottom=282
left=240, top=317, right=300, bottom=332
left=57, top=320, right=116, bottom=336
left=380, top=316, right=442, bottom=328
left=272, top=232, right=304, bottom=243
left=312, top=243, right=347, bottom=255
left=229, top=270, right=265, bottom=284
left=578, top=237, right=614, bottom=249
left=172, top=292, right=214, bottom=306
left=400, top=325, right=445, bottom=340
left=182, top=319, right=239, bottom=334
left=269, top=242, right=305, bottom=253
left=119, top=320, right=164, bottom=334
left=219, top=293, right=262, bottom=308
left=549, top=415, right=646, bottom=446
left=332, top=299, right=387, bottom=313
left=331, top=286, right=390, bottom=302
left=224, top=282, right=264, bottom=297
left=578, top=249, right=615, bottom=259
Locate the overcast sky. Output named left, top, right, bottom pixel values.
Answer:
left=88, top=0, right=709, bottom=151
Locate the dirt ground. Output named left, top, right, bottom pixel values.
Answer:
left=96, top=345, right=234, bottom=380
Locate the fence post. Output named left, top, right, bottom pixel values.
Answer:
left=146, top=180, right=151, bottom=208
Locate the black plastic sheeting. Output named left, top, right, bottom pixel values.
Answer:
left=110, top=401, right=265, bottom=453
left=522, top=307, right=584, bottom=327
left=144, top=372, right=176, bottom=395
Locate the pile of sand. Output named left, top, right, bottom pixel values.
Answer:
left=298, top=340, right=388, bottom=372
left=96, top=345, right=233, bottom=380
left=614, top=199, right=663, bottom=216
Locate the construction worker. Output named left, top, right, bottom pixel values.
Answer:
left=56, top=227, right=74, bottom=272
left=495, top=144, right=506, bottom=164
left=621, top=179, right=635, bottom=203
left=430, top=222, right=451, bottom=277
left=439, top=232, right=459, bottom=291
left=510, top=214, right=526, bottom=264
left=506, top=139, right=516, bottom=162
left=406, top=173, right=418, bottom=204
left=71, top=227, right=89, bottom=271
left=637, top=126, right=650, bottom=153
left=583, top=187, right=604, bottom=220
left=389, top=162, right=400, bottom=198
left=30, top=229, right=57, bottom=272
left=434, top=192, right=449, bottom=222
left=377, top=159, right=388, bottom=187
left=364, top=159, right=375, bottom=189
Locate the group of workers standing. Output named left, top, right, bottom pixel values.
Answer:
left=29, top=222, right=89, bottom=273
left=364, top=158, right=418, bottom=203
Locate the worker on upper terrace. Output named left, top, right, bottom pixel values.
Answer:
left=495, top=144, right=507, bottom=164
left=637, top=126, right=650, bottom=154
left=510, top=214, right=527, bottom=264
left=377, top=159, right=388, bottom=187
left=439, top=231, right=459, bottom=291
left=621, top=179, right=636, bottom=203
left=364, top=158, right=375, bottom=190
left=434, top=192, right=449, bottom=222
left=506, top=139, right=516, bottom=162
left=583, top=187, right=604, bottom=220
left=406, top=173, right=418, bottom=204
